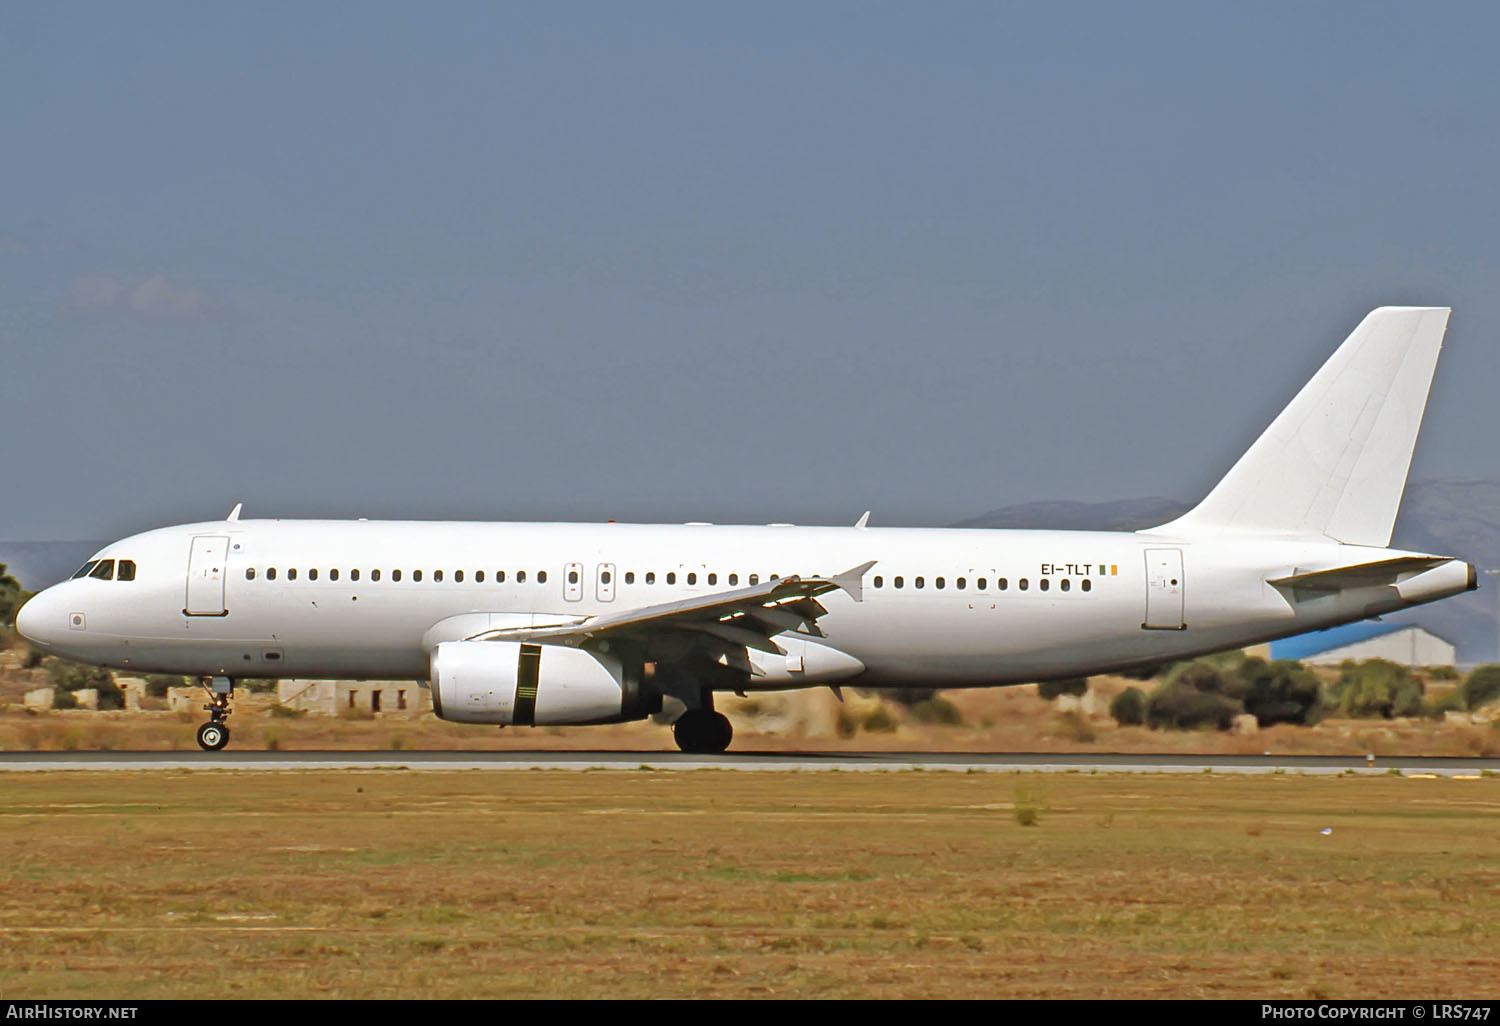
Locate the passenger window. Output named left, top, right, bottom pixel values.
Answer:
left=538, top=571, right=547, bottom=584
left=495, top=571, right=504, bottom=583
left=568, top=570, right=579, bottom=585
left=517, top=571, right=527, bottom=583
left=1039, top=579, right=1049, bottom=592
left=645, top=572, right=655, bottom=585
left=1060, top=579, right=1070, bottom=592
left=288, top=568, right=298, bottom=581
left=977, top=578, right=986, bottom=590
left=414, top=570, right=423, bottom=582
left=602, top=570, right=613, bottom=584
left=475, top=571, right=484, bottom=583
left=1019, top=578, right=1029, bottom=591
left=873, top=576, right=883, bottom=588
left=351, top=569, right=361, bottom=582
left=455, top=570, right=464, bottom=583
left=329, top=569, right=339, bottom=581
left=956, top=577, right=965, bottom=590
left=748, top=574, right=759, bottom=585
left=246, top=568, right=256, bottom=580
left=1082, top=579, right=1092, bottom=592
left=707, top=573, right=716, bottom=585
left=625, top=572, right=635, bottom=584
left=307, top=568, right=318, bottom=581
left=72, top=561, right=100, bottom=579
left=997, top=578, right=1007, bottom=590
left=728, top=573, right=738, bottom=586
left=267, top=568, right=277, bottom=581
left=117, top=560, right=136, bottom=582
left=371, top=569, right=380, bottom=582
left=894, top=576, right=904, bottom=589
left=435, top=570, right=444, bottom=583
left=687, top=573, right=697, bottom=585
left=666, top=572, right=676, bottom=585
left=935, top=577, right=945, bottom=590
left=915, top=577, right=924, bottom=589
left=90, top=560, right=115, bottom=580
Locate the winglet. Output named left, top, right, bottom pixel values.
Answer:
left=226, top=503, right=243, bottom=522
left=854, top=511, right=871, bottom=529
left=829, top=560, right=877, bottom=603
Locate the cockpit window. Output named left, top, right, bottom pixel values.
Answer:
left=72, top=561, right=100, bottom=579
left=116, top=559, right=136, bottom=582
left=89, top=560, right=115, bottom=580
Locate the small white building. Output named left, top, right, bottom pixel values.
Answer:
left=1270, top=623, right=1457, bottom=668
left=276, top=679, right=428, bottom=716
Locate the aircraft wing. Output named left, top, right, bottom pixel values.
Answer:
left=464, top=561, right=875, bottom=671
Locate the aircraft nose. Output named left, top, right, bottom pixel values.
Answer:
left=15, top=590, right=58, bottom=648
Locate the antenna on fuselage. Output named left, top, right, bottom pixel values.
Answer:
left=854, top=511, right=871, bottom=529
left=226, top=503, right=243, bottom=522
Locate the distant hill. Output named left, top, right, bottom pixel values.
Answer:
left=953, top=497, right=1190, bottom=532
left=956, top=479, right=1500, bottom=665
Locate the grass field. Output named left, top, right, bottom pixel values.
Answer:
left=2, top=770, right=1499, bottom=999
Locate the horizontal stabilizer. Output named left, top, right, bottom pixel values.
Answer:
left=1269, top=556, right=1449, bottom=593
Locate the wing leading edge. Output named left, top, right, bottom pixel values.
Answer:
left=464, top=560, right=876, bottom=676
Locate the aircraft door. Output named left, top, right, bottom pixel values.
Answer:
left=564, top=562, right=584, bottom=602
left=185, top=535, right=230, bottom=616
left=596, top=563, right=616, bottom=602
left=1142, top=548, right=1185, bottom=630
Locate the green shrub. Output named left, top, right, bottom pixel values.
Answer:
left=1037, top=677, right=1088, bottom=700
left=909, top=696, right=963, bottom=725
left=269, top=704, right=307, bottom=719
left=51, top=690, right=78, bottom=710
left=43, top=657, right=122, bottom=706
left=882, top=687, right=938, bottom=706
left=144, top=674, right=189, bottom=698
left=0, top=562, right=30, bottom=628
left=1423, top=687, right=1467, bottom=718
left=1146, top=661, right=1245, bottom=730
left=1328, top=659, right=1423, bottom=719
left=1427, top=665, right=1461, bottom=681
left=1110, top=687, right=1146, bottom=726
left=1238, top=657, right=1323, bottom=726
left=1461, top=665, right=1500, bottom=711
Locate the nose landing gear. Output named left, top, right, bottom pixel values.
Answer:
left=196, top=676, right=234, bottom=752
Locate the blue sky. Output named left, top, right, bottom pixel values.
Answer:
left=3, top=2, right=1497, bottom=539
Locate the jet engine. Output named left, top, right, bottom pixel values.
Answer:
left=429, top=640, right=656, bottom=726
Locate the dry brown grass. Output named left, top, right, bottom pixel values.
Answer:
left=1, top=770, right=1499, bottom=998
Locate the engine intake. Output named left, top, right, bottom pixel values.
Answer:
left=430, top=641, right=654, bottom=726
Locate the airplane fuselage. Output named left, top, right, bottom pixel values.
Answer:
left=17, top=518, right=1475, bottom=687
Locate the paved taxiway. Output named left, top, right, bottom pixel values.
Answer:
left=0, top=750, right=1496, bottom=775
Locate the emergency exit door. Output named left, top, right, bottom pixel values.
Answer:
left=185, top=535, right=229, bottom=616
left=1142, top=548, right=1185, bottom=630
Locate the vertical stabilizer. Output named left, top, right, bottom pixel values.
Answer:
left=1148, top=306, right=1450, bottom=546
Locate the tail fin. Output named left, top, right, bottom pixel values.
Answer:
left=1148, top=306, right=1450, bottom=546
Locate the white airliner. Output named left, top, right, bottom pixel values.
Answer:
left=16, top=307, right=1475, bottom=753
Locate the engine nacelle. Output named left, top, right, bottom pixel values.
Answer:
left=430, top=641, right=654, bottom=726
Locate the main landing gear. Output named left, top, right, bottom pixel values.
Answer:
left=196, top=676, right=234, bottom=752
left=673, top=692, right=733, bottom=755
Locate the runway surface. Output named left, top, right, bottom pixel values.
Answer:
left=1, top=750, right=1497, bottom=775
